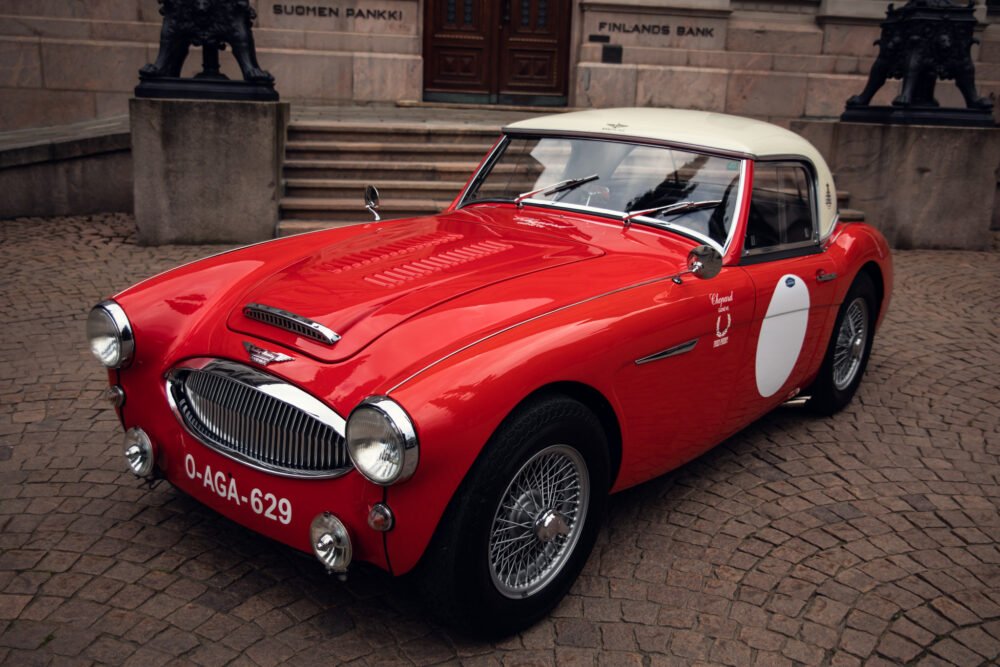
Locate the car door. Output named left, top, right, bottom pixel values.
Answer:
left=611, top=259, right=756, bottom=483
left=726, top=160, right=841, bottom=429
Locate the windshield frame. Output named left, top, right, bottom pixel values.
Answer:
left=456, top=130, right=749, bottom=257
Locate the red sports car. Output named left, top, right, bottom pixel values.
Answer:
left=88, top=108, right=892, bottom=636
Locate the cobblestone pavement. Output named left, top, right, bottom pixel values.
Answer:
left=1, top=214, right=998, bottom=667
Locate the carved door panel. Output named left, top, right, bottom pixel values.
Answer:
left=424, top=0, right=570, bottom=105
left=497, top=0, right=570, bottom=105
left=424, top=1, right=496, bottom=100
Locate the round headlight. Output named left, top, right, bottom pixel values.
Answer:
left=346, top=397, right=418, bottom=485
left=87, top=301, right=134, bottom=368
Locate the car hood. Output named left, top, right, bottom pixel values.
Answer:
left=227, top=214, right=605, bottom=362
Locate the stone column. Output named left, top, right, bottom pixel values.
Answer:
left=130, top=98, right=289, bottom=245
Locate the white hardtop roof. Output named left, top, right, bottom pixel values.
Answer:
left=505, top=107, right=817, bottom=161
left=504, top=107, right=839, bottom=239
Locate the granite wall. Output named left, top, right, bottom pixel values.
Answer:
left=574, top=0, right=1000, bottom=128
left=793, top=120, right=1000, bottom=250
left=0, top=0, right=421, bottom=131
left=1, top=0, right=999, bottom=132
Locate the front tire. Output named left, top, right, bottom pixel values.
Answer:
left=416, top=395, right=609, bottom=638
left=807, top=272, right=878, bottom=415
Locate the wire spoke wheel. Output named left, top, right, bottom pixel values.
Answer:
left=488, top=444, right=590, bottom=599
left=832, top=297, right=869, bottom=390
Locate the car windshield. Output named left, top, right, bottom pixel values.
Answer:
left=461, top=135, right=744, bottom=248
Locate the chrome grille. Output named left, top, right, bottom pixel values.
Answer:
left=167, top=359, right=350, bottom=478
left=244, top=303, right=340, bottom=345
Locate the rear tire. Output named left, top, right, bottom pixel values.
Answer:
left=807, top=272, right=878, bottom=415
left=416, top=395, right=609, bottom=638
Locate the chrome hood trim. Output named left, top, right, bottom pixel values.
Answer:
left=244, top=303, right=341, bottom=345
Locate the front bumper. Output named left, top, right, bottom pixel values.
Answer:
left=120, top=373, right=389, bottom=571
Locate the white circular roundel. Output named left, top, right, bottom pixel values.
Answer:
left=755, top=274, right=810, bottom=398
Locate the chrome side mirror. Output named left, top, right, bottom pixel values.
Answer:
left=688, top=244, right=722, bottom=279
left=672, top=244, right=723, bottom=284
left=364, top=185, right=380, bottom=221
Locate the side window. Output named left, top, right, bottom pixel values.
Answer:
left=744, top=162, right=815, bottom=253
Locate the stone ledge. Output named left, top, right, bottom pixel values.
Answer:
left=794, top=119, right=1000, bottom=250
left=0, top=132, right=130, bottom=169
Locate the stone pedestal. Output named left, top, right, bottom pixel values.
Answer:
left=792, top=120, right=1000, bottom=250
left=130, top=98, right=288, bottom=245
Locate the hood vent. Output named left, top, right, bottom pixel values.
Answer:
left=243, top=303, right=341, bottom=345
left=364, top=241, right=513, bottom=288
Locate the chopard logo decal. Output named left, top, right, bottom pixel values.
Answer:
left=243, top=342, right=294, bottom=366
left=710, top=291, right=734, bottom=306
left=711, top=291, right=734, bottom=348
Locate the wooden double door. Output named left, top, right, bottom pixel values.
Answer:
left=423, top=0, right=571, bottom=106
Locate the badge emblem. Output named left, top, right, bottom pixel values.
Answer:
left=785, top=277, right=796, bottom=288
left=604, top=122, right=627, bottom=130
left=243, top=342, right=294, bottom=366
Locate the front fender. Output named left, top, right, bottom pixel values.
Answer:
left=382, top=300, right=630, bottom=575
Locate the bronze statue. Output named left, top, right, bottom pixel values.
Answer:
left=140, top=0, right=274, bottom=84
left=845, top=0, right=993, bottom=124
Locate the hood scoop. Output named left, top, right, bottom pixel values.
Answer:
left=243, top=303, right=341, bottom=345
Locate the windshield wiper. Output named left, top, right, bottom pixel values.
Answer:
left=622, top=199, right=722, bottom=228
left=515, top=174, right=599, bottom=208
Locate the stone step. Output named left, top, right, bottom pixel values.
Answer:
left=840, top=208, right=865, bottom=222
left=285, top=178, right=467, bottom=201
left=285, top=140, right=493, bottom=162
left=287, top=121, right=501, bottom=144
left=280, top=196, right=444, bottom=222
left=282, top=159, right=488, bottom=181
left=278, top=219, right=368, bottom=237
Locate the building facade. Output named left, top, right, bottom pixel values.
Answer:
left=1, top=0, right=998, bottom=131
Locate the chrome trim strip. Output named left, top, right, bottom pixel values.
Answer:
left=387, top=273, right=678, bottom=394
left=725, top=160, right=748, bottom=255
left=165, top=358, right=350, bottom=479
left=244, top=303, right=341, bottom=345
left=743, top=238, right=820, bottom=257
left=635, top=338, right=699, bottom=366
left=95, top=299, right=135, bottom=368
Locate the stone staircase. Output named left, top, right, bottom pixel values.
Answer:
left=277, top=114, right=864, bottom=236
left=278, top=121, right=502, bottom=236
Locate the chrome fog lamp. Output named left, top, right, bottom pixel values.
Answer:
left=346, top=397, right=418, bottom=486
left=87, top=300, right=134, bottom=368
left=123, top=427, right=155, bottom=478
left=310, top=512, right=352, bottom=573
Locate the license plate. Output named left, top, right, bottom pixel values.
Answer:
left=183, top=453, right=292, bottom=525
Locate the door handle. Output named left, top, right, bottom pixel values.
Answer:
left=816, top=270, right=838, bottom=283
